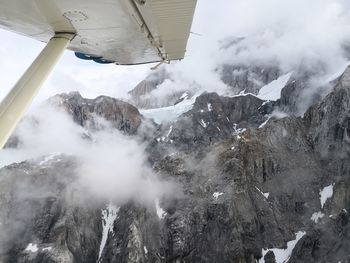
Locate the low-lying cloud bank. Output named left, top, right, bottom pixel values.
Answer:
left=0, top=105, right=176, bottom=205
left=141, top=0, right=350, bottom=108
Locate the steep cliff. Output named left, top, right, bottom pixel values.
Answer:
left=1, top=66, right=350, bottom=262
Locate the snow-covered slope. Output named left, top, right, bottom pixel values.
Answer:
left=257, top=72, right=293, bottom=101
left=140, top=95, right=198, bottom=124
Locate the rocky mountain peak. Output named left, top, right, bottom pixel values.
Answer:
left=338, top=65, right=350, bottom=86
left=127, top=68, right=190, bottom=109
left=219, top=64, right=281, bottom=95
left=47, top=91, right=143, bottom=134
left=1, top=66, right=350, bottom=262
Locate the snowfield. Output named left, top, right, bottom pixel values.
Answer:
left=258, top=72, right=293, bottom=101
left=320, top=184, right=334, bottom=209
left=98, top=203, right=120, bottom=261
left=141, top=95, right=198, bottom=124
left=259, top=231, right=306, bottom=263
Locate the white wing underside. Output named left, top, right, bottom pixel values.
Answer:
left=0, top=0, right=197, bottom=64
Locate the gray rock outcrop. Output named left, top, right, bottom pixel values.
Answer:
left=1, top=65, right=350, bottom=262
left=47, top=92, right=143, bottom=134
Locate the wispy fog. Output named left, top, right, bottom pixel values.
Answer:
left=1, top=0, right=350, bottom=203
left=1, top=1, right=349, bottom=106
left=148, top=0, right=350, bottom=105
left=0, top=105, right=176, bottom=204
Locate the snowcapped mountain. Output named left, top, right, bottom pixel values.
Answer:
left=128, top=34, right=347, bottom=119
left=2, top=2, right=350, bottom=260
left=1, top=61, right=350, bottom=262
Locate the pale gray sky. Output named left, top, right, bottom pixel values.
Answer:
left=1, top=0, right=350, bottom=108
left=0, top=1, right=209, bottom=106
left=0, top=29, right=153, bottom=105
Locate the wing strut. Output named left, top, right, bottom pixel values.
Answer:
left=0, top=33, right=75, bottom=149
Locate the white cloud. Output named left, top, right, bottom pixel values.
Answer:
left=219, top=0, right=350, bottom=72
left=0, top=105, right=176, bottom=204
left=145, top=0, right=350, bottom=109
left=1, top=0, right=350, bottom=109
left=134, top=0, right=350, bottom=107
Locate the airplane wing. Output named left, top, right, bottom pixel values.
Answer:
left=0, top=0, right=197, bottom=64
left=0, top=0, right=197, bottom=149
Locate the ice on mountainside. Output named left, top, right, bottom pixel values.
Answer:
left=259, top=116, right=272, bottom=129
left=259, top=231, right=306, bottom=263
left=213, top=192, right=224, bottom=199
left=98, top=204, right=120, bottom=261
left=166, top=125, right=173, bottom=137
left=140, top=95, right=198, bottom=124
left=320, top=184, right=334, bottom=209
left=311, top=212, right=325, bottom=223
left=199, top=119, right=208, bottom=128
left=255, top=186, right=270, bottom=199
left=39, top=152, right=62, bottom=166
left=25, top=243, right=39, bottom=253
left=155, top=199, right=167, bottom=219
left=258, top=72, right=292, bottom=101
left=180, top=92, right=189, bottom=100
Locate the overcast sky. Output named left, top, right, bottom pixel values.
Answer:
left=1, top=0, right=350, bottom=108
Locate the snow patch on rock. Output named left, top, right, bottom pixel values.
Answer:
left=310, top=212, right=324, bottom=223
left=141, top=95, right=197, bottom=124
left=320, top=184, right=334, bottom=209
left=258, top=72, right=292, bottom=101
left=213, top=192, right=224, bottom=199
left=259, top=116, right=272, bottom=129
left=259, top=231, right=306, bottom=263
left=39, top=152, right=62, bottom=166
left=25, top=243, right=39, bottom=253
left=255, top=186, right=270, bottom=199
left=98, top=203, right=120, bottom=261
left=179, top=92, right=189, bottom=100
left=166, top=125, right=173, bottom=137
left=155, top=199, right=167, bottom=219
left=200, top=119, right=208, bottom=128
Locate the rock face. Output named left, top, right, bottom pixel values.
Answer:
left=128, top=69, right=192, bottom=109
left=48, top=92, right=143, bottom=134
left=149, top=92, right=268, bottom=154
left=0, top=155, right=101, bottom=263
left=1, top=66, right=350, bottom=262
left=220, top=64, right=280, bottom=95
left=277, top=72, right=311, bottom=115
left=128, top=68, right=169, bottom=109
left=277, top=71, right=336, bottom=115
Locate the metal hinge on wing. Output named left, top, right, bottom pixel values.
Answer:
left=147, top=33, right=163, bottom=50
left=151, top=59, right=170, bottom=70
left=145, top=31, right=165, bottom=60
left=129, top=0, right=166, bottom=61
left=134, top=0, right=146, bottom=5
